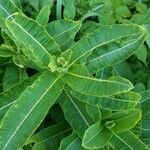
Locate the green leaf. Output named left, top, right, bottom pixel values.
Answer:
left=136, top=2, right=147, bottom=13
left=59, top=92, right=92, bottom=138
left=110, top=131, right=149, bottom=150
left=56, top=0, right=63, bottom=20
left=105, top=109, right=141, bottom=133
left=25, top=0, right=53, bottom=11
left=82, top=121, right=112, bottom=149
left=36, top=5, right=50, bottom=26
left=12, top=54, right=42, bottom=70
left=86, top=104, right=101, bottom=122
left=0, top=45, right=17, bottom=58
left=144, top=25, right=150, bottom=48
left=0, top=75, right=38, bottom=119
left=135, top=45, right=147, bottom=65
left=68, top=24, right=146, bottom=67
left=27, top=121, right=71, bottom=150
left=141, top=112, right=150, bottom=147
left=46, top=20, right=81, bottom=47
left=3, top=64, right=28, bottom=90
left=0, top=0, right=19, bottom=31
left=87, top=34, right=146, bottom=73
left=6, top=13, right=60, bottom=68
left=59, top=132, right=83, bottom=150
left=114, top=61, right=134, bottom=82
left=0, top=71, right=63, bottom=150
left=63, top=0, right=75, bottom=20
left=139, top=89, right=150, bottom=116
left=70, top=90, right=140, bottom=111
left=64, top=66, right=133, bottom=97
left=115, top=5, right=131, bottom=19
left=81, top=4, right=105, bottom=21
left=11, top=0, right=22, bottom=9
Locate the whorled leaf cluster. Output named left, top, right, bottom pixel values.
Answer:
left=0, top=0, right=149, bottom=150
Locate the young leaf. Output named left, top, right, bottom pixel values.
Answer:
left=68, top=24, right=146, bottom=67
left=110, top=131, right=149, bottom=150
left=6, top=13, right=61, bottom=68
left=56, top=0, right=63, bottom=20
left=0, top=71, right=63, bottom=150
left=63, top=0, right=75, bottom=20
left=80, top=4, right=105, bottom=21
left=36, top=5, right=50, bottom=26
left=82, top=121, right=112, bottom=149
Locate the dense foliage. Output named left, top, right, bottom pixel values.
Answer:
left=0, top=0, right=150, bottom=149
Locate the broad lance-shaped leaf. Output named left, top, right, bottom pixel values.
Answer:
left=139, top=89, right=150, bottom=116
left=70, top=90, right=140, bottom=111
left=46, top=20, right=81, bottom=47
left=68, top=24, right=146, bottom=67
left=82, top=121, right=112, bottom=149
left=110, top=131, right=149, bottom=150
left=0, top=75, right=38, bottom=119
left=87, top=34, right=146, bottom=73
left=6, top=13, right=61, bottom=68
left=86, top=104, right=101, bottom=122
left=59, top=132, right=83, bottom=150
left=36, top=5, right=51, bottom=26
left=0, top=71, right=63, bottom=150
left=27, top=121, right=72, bottom=150
left=63, top=64, right=133, bottom=97
left=105, top=109, right=141, bottom=133
left=64, top=71, right=133, bottom=97
left=59, top=92, right=93, bottom=138
left=3, top=64, right=28, bottom=90
left=80, top=4, right=105, bottom=21
left=0, top=0, right=19, bottom=31
left=141, top=112, right=150, bottom=147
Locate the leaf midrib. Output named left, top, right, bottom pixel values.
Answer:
left=69, top=32, right=143, bottom=67
left=6, top=16, right=52, bottom=58
left=111, top=131, right=134, bottom=150
left=109, top=111, right=140, bottom=123
left=2, top=75, right=61, bottom=150
left=0, top=101, right=14, bottom=111
left=88, top=34, right=145, bottom=64
left=68, top=72, right=132, bottom=88
left=83, top=125, right=103, bottom=145
left=65, top=137, right=79, bottom=150
left=65, top=91, right=90, bottom=127
left=0, top=4, right=10, bottom=16
left=53, top=21, right=81, bottom=39
left=35, top=128, right=72, bottom=145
